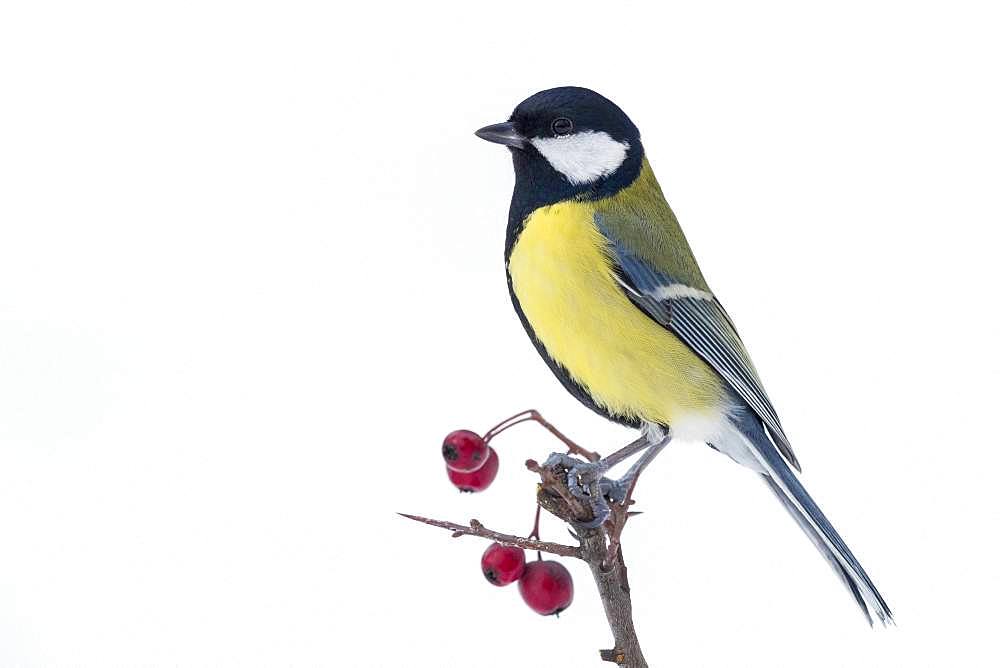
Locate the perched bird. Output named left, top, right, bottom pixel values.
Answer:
left=475, top=86, right=892, bottom=625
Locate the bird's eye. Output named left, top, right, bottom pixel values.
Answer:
left=551, top=117, right=573, bottom=136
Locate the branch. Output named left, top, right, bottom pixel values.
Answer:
left=582, top=534, right=646, bottom=667
left=603, top=475, right=640, bottom=571
left=406, top=414, right=651, bottom=667
left=533, top=460, right=648, bottom=667
left=398, top=513, right=582, bottom=558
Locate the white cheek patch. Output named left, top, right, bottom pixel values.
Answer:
left=530, top=131, right=630, bottom=185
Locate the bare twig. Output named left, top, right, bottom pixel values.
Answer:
left=528, top=503, right=542, bottom=541
left=398, top=513, right=581, bottom=558
left=603, top=475, right=640, bottom=571
left=485, top=409, right=600, bottom=462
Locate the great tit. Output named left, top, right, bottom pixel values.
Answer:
left=475, top=86, right=892, bottom=625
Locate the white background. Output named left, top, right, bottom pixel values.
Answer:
left=1, top=1, right=998, bottom=666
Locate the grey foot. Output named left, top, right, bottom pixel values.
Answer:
left=542, top=452, right=603, bottom=492
left=542, top=453, right=628, bottom=528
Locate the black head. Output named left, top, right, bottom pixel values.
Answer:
left=476, top=87, right=644, bottom=222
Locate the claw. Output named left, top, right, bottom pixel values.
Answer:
left=567, top=462, right=610, bottom=492
left=565, top=467, right=587, bottom=498
left=600, top=476, right=630, bottom=503
left=539, top=450, right=626, bottom=528
left=537, top=432, right=670, bottom=533
left=543, top=452, right=584, bottom=470
left=544, top=452, right=611, bottom=500
left=573, top=497, right=611, bottom=529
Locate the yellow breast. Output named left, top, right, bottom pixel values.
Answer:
left=507, top=201, right=726, bottom=426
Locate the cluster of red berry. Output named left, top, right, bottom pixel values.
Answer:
left=482, top=542, right=574, bottom=615
left=442, top=423, right=574, bottom=616
left=441, top=430, right=499, bottom=492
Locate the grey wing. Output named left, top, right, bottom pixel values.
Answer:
left=666, top=296, right=800, bottom=471
left=600, top=223, right=801, bottom=472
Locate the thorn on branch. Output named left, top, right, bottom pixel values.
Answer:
left=397, top=512, right=582, bottom=559
left=603, top=474, right=641, bottom=571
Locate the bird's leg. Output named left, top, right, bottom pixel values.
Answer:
left=542, top=428, right=672, bottom=529
left=600, top=431, right=672, bottom=567
left=543, top=433, right=651, bottom=494
left=543, top=433, right=655, bottom=529
left=606, top=433, right=672, bottom=502
left=597, top=434, right=658, bottom=470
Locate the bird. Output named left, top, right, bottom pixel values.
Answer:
left=475, top=86, right=892, bottom=626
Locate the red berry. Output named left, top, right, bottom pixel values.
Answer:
left=481, top=543, right=526, bottom=586
left=446, top=446, right=498, bottom=492
left=442, top=430, right=489, bottom=472
left=518, top=560, right=574, bottom=616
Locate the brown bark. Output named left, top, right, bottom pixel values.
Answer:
left=581, top=533, right=647, bottom=667
left=535, top=472, right=648, bottom=667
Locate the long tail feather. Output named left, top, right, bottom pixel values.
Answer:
left=760, top=474, right=874, bottom=625
left=735, top=413, right=893, bottom=625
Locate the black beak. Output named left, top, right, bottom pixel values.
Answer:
left=475, top=121, right=527, bottom=149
